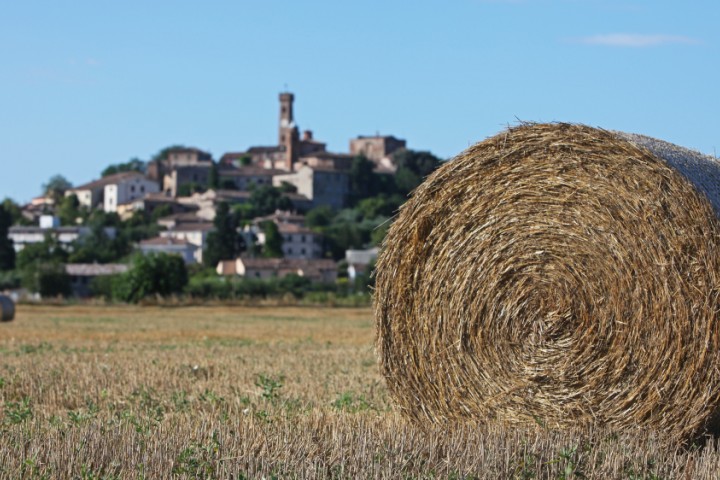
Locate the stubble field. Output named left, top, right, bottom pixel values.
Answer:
left=1, top=305, right=719, bottom=479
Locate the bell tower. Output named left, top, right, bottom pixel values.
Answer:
left=278, top=92, right=299, bottom=170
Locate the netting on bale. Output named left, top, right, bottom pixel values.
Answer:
left=374, top=123, right=720, bottom=442
left=0, top=295, right=15, bottom=322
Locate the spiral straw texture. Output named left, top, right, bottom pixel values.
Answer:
left=375, top=123, right=720, bottom=442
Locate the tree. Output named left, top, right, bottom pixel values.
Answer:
left=151, top=145, right=185, bottom=163
left=277, top=181, right=297, bottom=194
left=203, top=202, right=242, bottom=267
left=16, top=234, right=68, bottom=270
left=177, top=182, right=206, bottom=197
left=101, top=158, right=145, bottom=177
left=42, top=174, right=73, bottom=201
left=22, top=262, right=71, bottom=297
left=57, top=194, right=86, bottom=226
left=0, top=204, right=15, bottom=270
left=305, top=205, right=334, bottom=228
left=392, top=150, right=443, bottom=195
left=208, top=161, right=219, bottom=189
left=260, top=221, right=283, bottom=258
left=250, top=185, right=292, bottom=216
left=68, top=224, right=129, bottom=264
left=348, top=155, right=376, bottom=205
left=112, top=253, right=188, bottom=303
left=1, top=198, right=26, bottom=226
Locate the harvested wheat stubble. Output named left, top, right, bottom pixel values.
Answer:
left=0, top=294, right=14, bottom=322
left=375, top=122, right=720, bottom=442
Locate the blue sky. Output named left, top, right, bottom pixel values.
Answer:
left=1, top=0, right=718, bottom=203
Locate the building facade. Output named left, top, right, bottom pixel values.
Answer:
left=104, top=173, right=159, bottom=212
left=273, top=165, right=349, bottom=210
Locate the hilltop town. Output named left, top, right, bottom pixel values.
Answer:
left=0, top=93, right=442, bottom=301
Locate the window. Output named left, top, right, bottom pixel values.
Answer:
left=287, top=248, right=293, bottom=255
left=140, top=186, right=145, bottom=193
left=301, top=235, right=306, bottom=242
left=131, top=185, right=135, bottom=193
left=301, top=248, right=306, bottom=255
left=255, top=272, right=260, bottom=278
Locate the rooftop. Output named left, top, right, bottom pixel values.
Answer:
left=139, top=236, right=193, bottom=247
left=239, top=257, right=337, bottom=270
left=65, top=264, right=129, bottom=276
left=72, top=171, right=146, bottom=191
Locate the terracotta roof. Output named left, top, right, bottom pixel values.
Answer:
left=169, top=222, right=215, bottom=232
left=72, top=171, right=146, bottom=191
left=216, top=260, right=237, bottom=275
left=142, top=192, right=177, bottom=201
left=157, top=212, right=205, bottom=224
left=253, top=210, right=305, bottom=224
left=139, top=237, right=192, bottom=247
left=65, top=264, right=129, bottom=276
left=276, top=223, right=316, bottom=235
left=215, top=190, right=252, bottom=200
left=240, top=258, right=336, bottom=271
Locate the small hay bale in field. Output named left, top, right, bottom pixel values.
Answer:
left=374, top=123, right=720, bottom=442
left=0, top=295, right=15, bottom=322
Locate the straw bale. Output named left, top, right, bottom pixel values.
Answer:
left=0, top=295, right=14, bottom=322
left=374, top=123, right=720, bottom=442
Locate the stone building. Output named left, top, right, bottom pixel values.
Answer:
left=218, top=166, right=284, bottom=191
left=273, top=165, right=349, bottom=210
left=349, top=135, right=406, bottom=172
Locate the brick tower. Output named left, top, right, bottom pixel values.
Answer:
left=279, top=92, right=299, bottom=170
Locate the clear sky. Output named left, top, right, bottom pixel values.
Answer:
left=1, top=0, right=718, bottom=203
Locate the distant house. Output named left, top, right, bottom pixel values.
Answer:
left=217, top=257, right=338, bottom=283
left=345, top=247, right=379, bottom=280
left=138, top=237, right=199, bottom=264
left=176, top=189, right=253, bottom=220
left=163, top=164, right=212, bottom=197
left=65, top=263, right=128, bottom=297
left=159, top=222, right=215, bottom=264
left=252, top=222, right=323, bottom=259
left=103, top=172, right=160, bottom=213
left=218, top=166, right=283, bottom=191
left=121, top=192, right=198, bottom=220
left=349, top=135, right=406, bottom=172
left=156, top=211, right=208, bottom=230
left=21, top=196, right=55, bottom=223
left=296, top=151, right=354, bottom=171
left=252, top=210, right=306, bottom=227
left=8, top=215, right=116, bottom=252
left=273, top=165, right=349, bottom=210
left=147, top=147, right=213, bottom=185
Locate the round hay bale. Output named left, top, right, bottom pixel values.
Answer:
left=375, top=123, right=720, bottom=442
left=0, top=295, right=15, bottom=322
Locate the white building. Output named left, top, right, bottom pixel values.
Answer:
left=345, top=247, right=379, bottom=280
left=8, top=215, right=116, bottom=252
left=159, top=222, right=215, bottom=264
left=217, top=257, right=338, bottom=283
left=138, top=237, right=199, bottom=264
left=253, top=223, right=323, bottom=259
left=104, top=173, right=159, bottom=213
